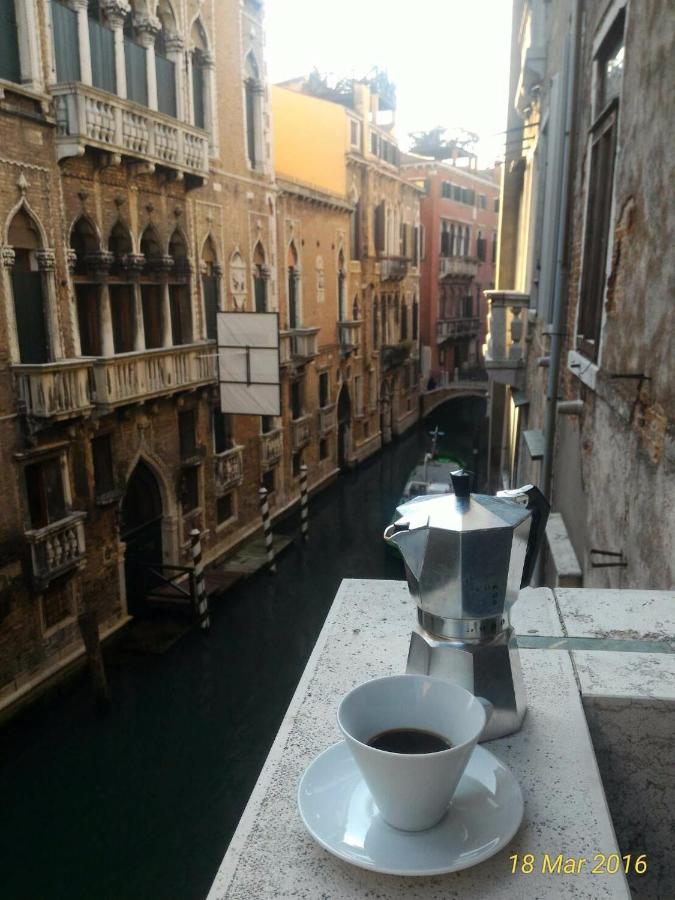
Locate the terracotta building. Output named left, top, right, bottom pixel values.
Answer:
left=402, top=155, right=499, bottom=386
left=0, top=0, right=279, bottom=716
left=484, top=0, right=674, bottom=588
left=272, top=74, right=421, bottom=462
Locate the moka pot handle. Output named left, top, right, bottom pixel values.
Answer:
left=497, top=484, right=551, bottom=588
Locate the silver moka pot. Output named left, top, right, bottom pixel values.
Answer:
left=384, top=470, right=550, bottom=740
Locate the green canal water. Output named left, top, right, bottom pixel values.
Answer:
left=0, top=398, right=485, bottom=900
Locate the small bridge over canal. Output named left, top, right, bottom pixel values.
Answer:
left=420, top=373, right=489, bottom=418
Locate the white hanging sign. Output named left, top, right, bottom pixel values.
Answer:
left=217, top=311, right=281, bottom=416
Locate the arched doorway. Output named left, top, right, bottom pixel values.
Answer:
left=121, top=460, right=163, bottom=614
left=337, top=383, right=352, bottom=469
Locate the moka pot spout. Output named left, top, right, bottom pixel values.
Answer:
left=383, top=517, right=429, bottom=590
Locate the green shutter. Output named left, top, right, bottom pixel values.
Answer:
left=89, top=17, right=116, bottom=94
left=124, top=36, right=148, bottom=106
left=156, top=54, right=176, bottom=117
left=0, top=0, right=21, bottom=83
left=192, top=61, right=205, bottom=128
left=51, top=1, right=80, bottom=83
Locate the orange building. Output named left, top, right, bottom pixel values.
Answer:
left=402, top=157, right=499, bottom=385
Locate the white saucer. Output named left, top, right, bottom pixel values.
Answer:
left=298, top=741, right=524, bottom=876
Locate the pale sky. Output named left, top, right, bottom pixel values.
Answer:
left=264, top=0, right=513, bottom=168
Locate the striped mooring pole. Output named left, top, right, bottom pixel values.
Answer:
left=258, top=486, right=276, bottom=573
left=299, top=464, right=309, bottom=541
left=190, top=528, right=210, bottom=631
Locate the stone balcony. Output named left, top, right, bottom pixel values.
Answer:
left=12, top=359, right=93, bottom=423
left=214, top=446, right=244, bottom=496
left=92, top=341, right=216, bottom=408
left=380, top=340, right=412, bottom=371
left=439, top=255, right=480, bottom=280
left=291, top=415, right=312, bottom=451
left=279, top=328, right=320, bottom=367
left=260, top=429, right=283, bottom=468
left=51, top=83, right=209, bottom=179
left=25, top=512, right=87, bottom=588
left=379, top=256, right=409, bottom=281
left=318, top=403, right=337, bottom=437
left=337, top=320, right=362, bottom=355
left=435, top=316, right=480, bottom=343
left=484, top=291, right=530, bottom=386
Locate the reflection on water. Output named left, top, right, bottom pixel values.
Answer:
left=0, top=398, right=485, bottom=900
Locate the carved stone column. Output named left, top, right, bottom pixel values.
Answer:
left=214, top=263, right=224, bottom=312
left=0, top=247, right=20, bottom=361
left=101, top=0, right=130, bottom=99
left=88, top=251, right=115, bottom=357
left=67, top=0, right=93, bottom=86
left=123, top=254, right=146, bottom=351
left=164, top=34, right=185, bottom=121
left=201, top=50, right=217, bottom=154
left=135, top=14, right=161, bottom=112
left=152, top=255, right=175, bottom=348
left=36, top=249, right=63, bottom=360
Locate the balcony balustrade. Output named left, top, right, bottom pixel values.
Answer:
left=291, top=415, right=312, bottom=451
left=51, top=83, right=209, bottom=178
left=260, top=429, right=283, bottom=468
left=379, top=256, right=409, bottom=281
left=279, top=328, right=320, bottom=367
left=484, top=291, right=530, bottom=384
left=318, top=403, right=337, bottom=437
left=337, top=320, right=362, bottom=354
left=438, top=256, right=480, bottom=280
left=435, top=317, right=480, bottom=343
left=92, top=341, right=216, bottom=408
left=214, top=445, right=244, bottom=496
left=26, top=512, right=86, bottom=588
left=13, top=359, right=93, bottom=422
left=380, top=340, right=412, bottom=371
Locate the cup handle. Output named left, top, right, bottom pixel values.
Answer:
left=477, top=697, right=494, bottom=732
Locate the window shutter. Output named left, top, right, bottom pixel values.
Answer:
left=125, top=35, right=148, bottom=106
left=375, top=202, right=385, bottom=254
left=52, top=1, right=81, bottom=83
left=0, top=0, right=21, bottom=82
left=89, top=17, right=116, bottom=93
left=156, top=54, right=176, bottom=117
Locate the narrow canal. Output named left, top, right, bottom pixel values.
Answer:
left=0, top=398, right=485, bottom=900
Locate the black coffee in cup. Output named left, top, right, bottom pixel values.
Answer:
left=367, top=728, right=452, bottom=754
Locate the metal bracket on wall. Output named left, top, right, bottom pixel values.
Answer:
left=590, top=549, right=628, bottom=568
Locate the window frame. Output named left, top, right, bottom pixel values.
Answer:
left=574, top=4, right=625, bottom=366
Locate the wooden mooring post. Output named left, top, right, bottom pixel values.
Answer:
left=190, top=529, right=210, bottom=631
left=258, top=486, right=276, bottom=573
left=77, top=608, right=110, bottom=709
left=299, top=465, right=309, bottom=541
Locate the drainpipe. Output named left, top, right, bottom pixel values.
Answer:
left=538, top=0, right=581, bottom=582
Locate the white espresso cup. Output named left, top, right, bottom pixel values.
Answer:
left=337, top=674, right=493, bottom=832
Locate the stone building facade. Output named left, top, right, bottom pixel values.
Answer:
left=0, top=0, right=281, bottom=715
left=401, top=157, right=499, bottom=385
left=485, top=0, right=674, bottom=589
left=272, top=76, right=421, bottom=465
